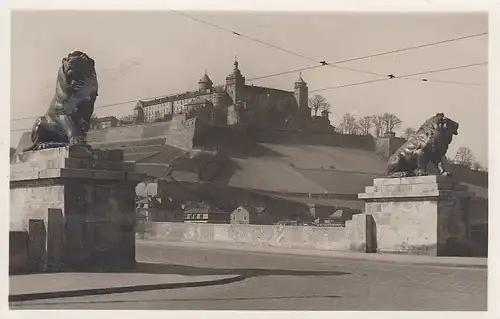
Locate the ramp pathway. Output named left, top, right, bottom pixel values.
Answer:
left=9, top=272, right=244, bottom=302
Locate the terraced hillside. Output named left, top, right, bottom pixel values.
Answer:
left=211, top=143, right=384, bottom=194
left=15, top=122, right=487, bottom=202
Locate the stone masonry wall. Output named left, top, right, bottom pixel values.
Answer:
left=141, top=222, right=349, bottom=251
left=10, top=146, right=144, bottom=271
left=10, top=185, right=65, bottom=231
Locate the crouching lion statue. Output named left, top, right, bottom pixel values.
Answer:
left=23, top=51, right=98, bottom=152
left=387, top=113, right=459, bottom=178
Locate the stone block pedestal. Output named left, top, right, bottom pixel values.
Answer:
left=358, top=176, right=472, bottom=256
left=10, top=146, right=145, bottom=272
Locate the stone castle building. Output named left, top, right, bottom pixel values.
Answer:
left=133, top=60, right=328, bottom=129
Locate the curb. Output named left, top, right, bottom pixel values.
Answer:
left=137, top=240, right=487, bottom=269
left=341, top=256, right=488, bottom=269
left=9, top=274, right=246, bottom=302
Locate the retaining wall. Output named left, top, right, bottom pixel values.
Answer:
left=139, top=222, right=351, bottom=251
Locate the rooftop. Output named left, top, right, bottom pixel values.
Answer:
left=95, top=116, right=119, bottom=122
left=198, top=73, right=213, bottom=84
left=138, top=89, right=210, bottom=108
left=295, top=73, right=306, bottom=84
left=186, top=97, right=212, bottom=106
left=245, top=85, right=293, bottom=95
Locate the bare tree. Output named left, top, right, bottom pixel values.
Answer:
left=338, top=112, right=359, bottom=135
left=370, top=115, right=385, bottom=137
left=471, top=161, right=483, bottom=171
left=402, top=127, right=416, bottom=140
left=381, top=113, right=402, bottom=134
left=357, top=116, right=373, bottom=135
left=308, top=94, right=331, bottom=117
left=454, top=147, right=475, bottom=168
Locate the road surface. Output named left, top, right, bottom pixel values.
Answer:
left=10, top=242, right=487, bottom=311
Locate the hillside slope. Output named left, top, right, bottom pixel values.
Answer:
left=15, top=123, right=487, bottom=199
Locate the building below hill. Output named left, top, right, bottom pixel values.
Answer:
left=92, top=116, right=120, bottom=130
left=183, top=203, right=231, bottom=224
left=133, top=59, right=332, bottom=131
left=230, top=205, right=274, bottom=225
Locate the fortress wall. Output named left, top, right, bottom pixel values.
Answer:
left=102, top=125, right=145, bottom=142
left=375, top=137, right=406, bottom=160
left=249, top=129, right=377, bottom=151
left=86, top=115, right=196, bottom=151
left=162, top=115, right=196, bottom=150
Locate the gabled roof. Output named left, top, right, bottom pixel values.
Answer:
left=295, top=71, right=307, bottom=85
left=328, top=209, right=344, bottom=219
left=198, top=73, right=213, bottom=84
left=296, top=76, right=306, bottom=84
left=184, top=206, right=210, bottom=214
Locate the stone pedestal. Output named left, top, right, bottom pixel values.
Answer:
left=9, top=231, right=28, bottom=274
left=358, top=176, right=472, bottom=256
left=10, top=146, right=145, bottom=272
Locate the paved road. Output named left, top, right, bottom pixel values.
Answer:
left=10, top=242, right=487, bottom=311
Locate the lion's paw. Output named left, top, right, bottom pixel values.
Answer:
left=415, top=171, right=428, bottom=177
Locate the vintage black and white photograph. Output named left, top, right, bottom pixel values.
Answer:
left=7, top=4, right=490, bottom=313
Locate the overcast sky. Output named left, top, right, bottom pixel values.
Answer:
left=10, top=11, right=488, bottom=166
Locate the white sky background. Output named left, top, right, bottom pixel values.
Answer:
left=10, top=11, right=488, bottom=166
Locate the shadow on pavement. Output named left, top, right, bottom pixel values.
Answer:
left=9, top=274, right=245, bottom=302
left=9, top=262, right=349, bottom=303
left=130, top=262, right=351, bottom=278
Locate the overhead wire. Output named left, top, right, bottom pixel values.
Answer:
left=174, top=10, right=390, bottom=78
left=173, top=10, right=487, bottom=81
left=309, top=62, right=487, bottom=93
left=10, top=61, right=486, bottom=132
left=10, top=58, right=486, bottom=124
left=10, top=12, right=487, bottom=126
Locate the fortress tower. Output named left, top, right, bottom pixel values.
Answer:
left=133, top=103, right=145, bottom=124
left=225, top=59, right=245, bottom=104
left=198, top=70, right=213, bottom=91
left=294, top=73, right=309, bottom=119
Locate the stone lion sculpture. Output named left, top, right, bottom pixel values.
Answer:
left=23, top=51, right=98, bottom=152
left=387, top=113, right=459, bottom=178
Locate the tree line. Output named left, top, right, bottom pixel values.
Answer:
left=308, top=94, right=486, bottom=172
left=448, top=146, right=486, bottom=172
left=309, top=93, right=403, bottom=137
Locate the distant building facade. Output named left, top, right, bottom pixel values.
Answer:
left=230, top=205, right=273, bottom=225
left=134, top=60, right=313, bottom=129
left=135, top=197, right=149, bottom=221
left=93, top=116, right=120, bottom=129
left=230, top=206, right=250, bottom=224
left=184, top=204, right=231, bottom=224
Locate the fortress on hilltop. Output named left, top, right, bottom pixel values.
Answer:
left=133, top=59, right=332, bottom=131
